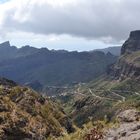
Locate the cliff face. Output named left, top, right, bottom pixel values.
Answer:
left=0, top=78, right=74, bottom=140
left=108, top=30, right=140, bottom=80
left=121, top=30, right=140, bottom=55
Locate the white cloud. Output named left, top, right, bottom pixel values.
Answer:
left=0, top=0, right=140, bottom=44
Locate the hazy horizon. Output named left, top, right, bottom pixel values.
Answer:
left=0, top=40, right=122, bottom=52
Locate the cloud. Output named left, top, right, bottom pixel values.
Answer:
left=0, top=0, right=140, bottom=43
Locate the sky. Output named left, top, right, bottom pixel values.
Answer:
left=0, top=0, right=139, bottom=51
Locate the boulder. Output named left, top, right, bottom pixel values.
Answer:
left=104, top=109, right=140, bottom=140
left=117, top=109, right=140, bottom=122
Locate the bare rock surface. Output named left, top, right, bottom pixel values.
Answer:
left=104, top=109, right=140, bottom=140
left=121, top=30, right=140, bottom=55
left=117, top=109, right=140, bottom=122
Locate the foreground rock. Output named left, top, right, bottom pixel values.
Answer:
left=108, top=30, right=140, bottom=81
left=104, top=109, right=140, bottom=140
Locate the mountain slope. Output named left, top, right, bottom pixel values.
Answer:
left=0, top=42, right=117, bottom=87
left=0, top=77, right=74, bottom=139
left=54, top=31, right=140, bottom=127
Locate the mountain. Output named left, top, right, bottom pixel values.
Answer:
left=0, top=77, right=74, bottom=139
left=16, top=45, right=40, bottom=57
left=0, top=42, right=41, bottom=61
left=0, top=30, right=140, bottom=140
left=94, top=46, right=121, bottom=56
left=108, top=30, right=140, bottom=80
left=0, top=41, right=17, bottom=60
left=0, top=42, right=117, bottom=88
left=121, top=30, right=140, bottom=55
left=53, top=30, right=140, bottom=129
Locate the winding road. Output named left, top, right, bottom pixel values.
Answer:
left=50, top=84, right=140, bottom=102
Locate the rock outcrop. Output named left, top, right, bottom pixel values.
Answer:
left=117, top=109, right=140, bottom=122
left=108, top=31, right=140, bottom=80
left=121, top=30, right=140, bottom=55
left=104, top=109, right=140, bottom=140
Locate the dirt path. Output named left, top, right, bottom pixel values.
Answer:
left=89, top=88, right=102, bottom=99
left=111, top=91, right=126, bottom=102
left=135, top=92, right=140, bottom=96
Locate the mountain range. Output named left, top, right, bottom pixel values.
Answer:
left=0, top=41, right=117, bottom=88
left=0, top=31, right=140, bottom=139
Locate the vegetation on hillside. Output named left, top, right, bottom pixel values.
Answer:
left=0, top=79, right=74, bottom=139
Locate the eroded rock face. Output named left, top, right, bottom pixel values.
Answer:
left=108, top=57, right=140, bottom=80
left=104, top=109, right=140, bottom=140
left=108, top=31, right=140, bottom=80
left=121, top=30, right=140, bottom=55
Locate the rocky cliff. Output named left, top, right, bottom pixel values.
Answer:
left=108, top=30, right=140, bottom=80
left=121, top=30, right=140, bottom=55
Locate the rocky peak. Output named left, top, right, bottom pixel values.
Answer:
left=108, top=31, right=140, bottom=80
left=19, top=45, right=38, bottom=52
left=121, top=30, right=140, bottom=55
left=0, top=41, right=10, bottom=48
left=130, top=30, right=140, bottom=39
